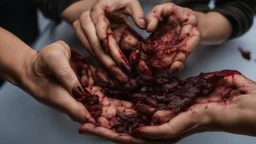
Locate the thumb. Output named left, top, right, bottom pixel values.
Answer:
left=44, top=41, right=84, bottom=99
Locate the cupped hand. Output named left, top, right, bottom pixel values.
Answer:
left=78, top=86, right=173, bottom=144
left=134, top=74, right=256, bottom=143
left=131, top=3, right=200, bottom=80
left=23, top=41, right=95, bottom=124
left=72, top=0, right=146, bottom=84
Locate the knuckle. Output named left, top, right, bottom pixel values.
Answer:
left=91, top=4, right=98, bottom=12
left=166, top=2, right=175, bottom=9
left=42, top=44, right=64, bottom=59
left=80, top=11, right=91, bottom=23
left=56, top=40, right=69, bottom=49
left=72, top=20, right=80, bottom=28
left=58, top=67, right=76, bottom=82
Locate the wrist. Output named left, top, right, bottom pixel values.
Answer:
left=194, top=11, right=207, bottom=43
left=16, top=49, right=38, bottom=88
left=195, top=11, right=233, bottom=45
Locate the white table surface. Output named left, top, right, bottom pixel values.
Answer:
left=1, top=1, right=256, bottom=143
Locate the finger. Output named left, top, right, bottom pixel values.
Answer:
left=93, top=66, right=112, bottom=85
left=90, top=6, right=131, bottom=73
left=136, top=59, right=153, bottom=81
left=170, top=59, right=185, bottom=71
left=169, top=127, right=215, bottom=143
left=113, top=27, right=139, bottom=51
left=80, top=11, right=129, bottom=83
left=107, top=27, right=131, bottom=73
left=126, top=0, right=146, bottom=29
left=79, top=123, right=148, bottom=144
left=135, top=102, right=217, bottom=139
left=152, top=110, right=175, bottom=123
left=47, top=83, right=95, bottom=124
left=72, top=20, right=95, bottom=56
left=41, top=41, right=85, bottom=98
left=179, top=25, right=200, bottom=53
left=87, top=67, right=95, bottom=86
left=146, top=3, right=175, bottom=32
left=79, top=69, right=89, bottom=87
left=224, top=74, right=256, bottom=90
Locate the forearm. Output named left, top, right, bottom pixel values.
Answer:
left=0, top=27, right=37, bottom=86
left=195, top=11, right=233, bottom=45
left=61, top=0, right=97, bottom=24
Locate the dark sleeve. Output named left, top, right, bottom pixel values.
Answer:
left=213, top=0, right=256, bottom=39
left=34, top=0, right=78, bottom=23
left=173, top=0, right=256, bottom=39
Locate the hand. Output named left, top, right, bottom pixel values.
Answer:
left=133, top=74, right=256, bottom=143
left=131, top=3, right=200, bottom=80
left=78, top=86, right=167, bottom=144
left=72, top=0, right=146, bottom=84
left=22, top=41, right=96, bottom=124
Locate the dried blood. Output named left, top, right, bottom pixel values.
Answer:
left=239, top=47, right=251, bottom=61
left=72, top=51, right=242, bottom=134
left=70, top=20, right=244, bottom=135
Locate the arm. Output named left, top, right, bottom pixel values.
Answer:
left=178, top=0, right=255, bottom=45
left=0, top=27, right=36, bottom=86
left=61, top=0, right=97, bottom=24
left=35, top=0, right=97, bottom=23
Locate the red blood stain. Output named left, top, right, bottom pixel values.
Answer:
left=101, top=32, right=113, bottom=53
left=238, top=47, right=251, bottom=61
left=71, top=52, right=243, bottom=135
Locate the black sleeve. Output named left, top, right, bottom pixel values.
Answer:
left=34, top=0, right=78, bottom=23
left=173, top=0, right=256, bottom=39
left=213, top=0, right=256, bottom=39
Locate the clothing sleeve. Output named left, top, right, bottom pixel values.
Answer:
left=34, top=0, right=78, bottom=23
left=173, top=0, right=256, bottom=39
left=213, top=0, right=256, bottom=39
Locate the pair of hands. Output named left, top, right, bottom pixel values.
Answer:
left=72, top=0, right=200, bottom=82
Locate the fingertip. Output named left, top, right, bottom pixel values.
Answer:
left=170, top=61, right=184, bottom=72
left=85, top=114, right=96, bottom=124
left=145, top=18, right=157, bottom=33
left=138, top=18, right=146, bottom=29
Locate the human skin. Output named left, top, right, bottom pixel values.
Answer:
left=70, top=2, right=241, bottom=143
left=64, top=0, right=146, bottom=85
left=79, top=69, right=256, bottom=144
left=61, top=1, right=232, bottom=82
left=133, top=74, right=256, bottom=143
left=0, top=27, right=95, bottom=124
left=70, top=47, right=254, bottom=144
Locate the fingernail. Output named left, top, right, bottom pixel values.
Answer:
left=139, top=18, right=146, bottom=28
left=72, top=86, right=84, bottom=99
left=168, top=69, right=178, bottom=77
left=120, top=62, right=131, bottom=73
